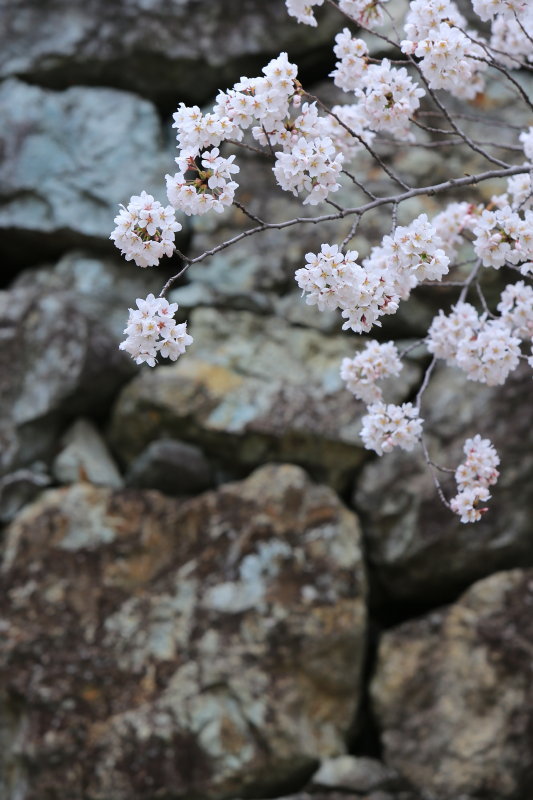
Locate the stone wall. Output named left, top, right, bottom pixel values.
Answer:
left=1, top=2, right=532, bottom=799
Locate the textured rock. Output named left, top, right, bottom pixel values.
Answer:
left=354, top=363, right=533, bottom=605
left=0, top=283, right=131, bottom=479
left=0, top=0, right=341, bottom=106
left=0, top=80, right=180, bottom=266
left=109, top=307, right=421, bottom=489
left=53, top=418, right=123, bottom=488
left=125, top=438, right=213, bottom=495
left=13, top=250, right=165, bottom=342
left=312, top=756, right=401, bottom=794
left=372, top=569, right=533, bottom=799
left=0, top=466, right=50, bottom=524
left=0, top=464, right=367, bottom=800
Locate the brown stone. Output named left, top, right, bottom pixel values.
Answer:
left=0, top=464, right=367, bottom=800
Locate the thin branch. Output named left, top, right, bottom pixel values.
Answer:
left=459, top=259, right=483, bottom=303
left=416, top=355, right=437, bottom=409
left=342, top=168, right=377, bottom=200
left=340, top=213, right=361, bottom=249
left=233, top=199, right=266, bottom=225
left=420, top=436, right=452, bottom=509
left=398, top=339, right=426, bottom=358
left=226, top=138, right=273, bottom=159
left=159, top=164, right=531, bottom=295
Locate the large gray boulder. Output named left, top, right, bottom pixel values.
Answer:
left=13, top=250, right=166, bottom=343
left=372, top=569, right=533, bottom=799
left=0, top=464, right=367, bottom=800
left=0, top=0, right=341, bottom=106
left=0, top=80, right=180, bottom=266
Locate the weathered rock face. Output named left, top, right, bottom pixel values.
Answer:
left=0, top=464, right=367, bottom=800
left=0, top=283, right=130, bottom=482
left=372, top=569, right=533, bottom=800
left=354, top=364, right=533, bottom=605
left=109, top=306, right=421, bottom=489
left=13, top=250, right=165, bottom=342
left=0, top=81, right=180, bottom=267
left=311, top=755, right=402, bottom=794
left=52, top=418, right=123, bottom=488
left=0, top=0, right=340, bottom=107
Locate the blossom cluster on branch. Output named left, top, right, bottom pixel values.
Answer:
left=110, top=0, right=533, bottom=523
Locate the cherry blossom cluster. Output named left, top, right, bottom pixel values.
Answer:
left=166, top=149, right=239, bottom=216
left=497, top=281, right=533, bottom=339
left=360, top=402, right=423, bottom=456
left=315, top=103, right=376, bottom=160
left=431, top=202, right=475, bottom=259
left=427, top=302, right=521, bottom=386
left=330, top=29, right=369, bottom=92
left=119, top=294, right=192, bottom=367
left=212, top=52, right=297, bottom=146
left=401, top=23, right=486, bottom=99
left=338, top=0, right=390, bottom=27
left=273, top=136, right=344, bottom=204
left=110, top=191, right=182, bottom=268
left=450, top=435, right=500, bottom=523
left=285, top=0, right=324, bottom=26
left=109, top=0, right=533, bottom=526
left=404, top=0, right=532, bottom=81
left=340, top=341, right=402, bottom=403
left=352, top=59, right=425, bottom=140
left=472, top=0, right=526, bottom=22
left=295, top=244, right=399, bottom=332
left=472, top=206, right=533, bottom=269
left=403, top=0, right=467, bottom=40
left=489, top=10, right=533, bottom=68
left=330, top=29, right=424, bottom=140
left=364, top=214, right=450, bottom=300
left=286, top=0, right=389, bottom=28
left=492, top=174, right=533, bottom=212
left=170, top=104, right=240, bottom=158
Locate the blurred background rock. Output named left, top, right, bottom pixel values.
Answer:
left=1, top=1, right=532, bottom=799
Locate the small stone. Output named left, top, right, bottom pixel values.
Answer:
left=53, top=418, right=123, bottom=488
left=312, top=755, right=400, bottom=793
left=125, top=438, right=212, bottom=495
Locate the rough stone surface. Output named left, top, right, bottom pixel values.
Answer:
left=53, top=418, right=123, bottom=488
left=372, top=569, right=533, bottom=800
left=354, top=363, right=533, bottom=605
left=0, top=0, right=341, bottom=106
left=13, top=250, right=165, bottom=342
left=312, top=756, right=401, bottom=793
left=0, top=464, right=367, bottom=800
left=0, top=284, right=131, bottom=479
left=0, top=80, right=180, bottom=266
left=125, top=438, right=213, bottom=495
left=109, top=306, right=421, bottom=489
left=0, top=467, right=50, bottom=524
